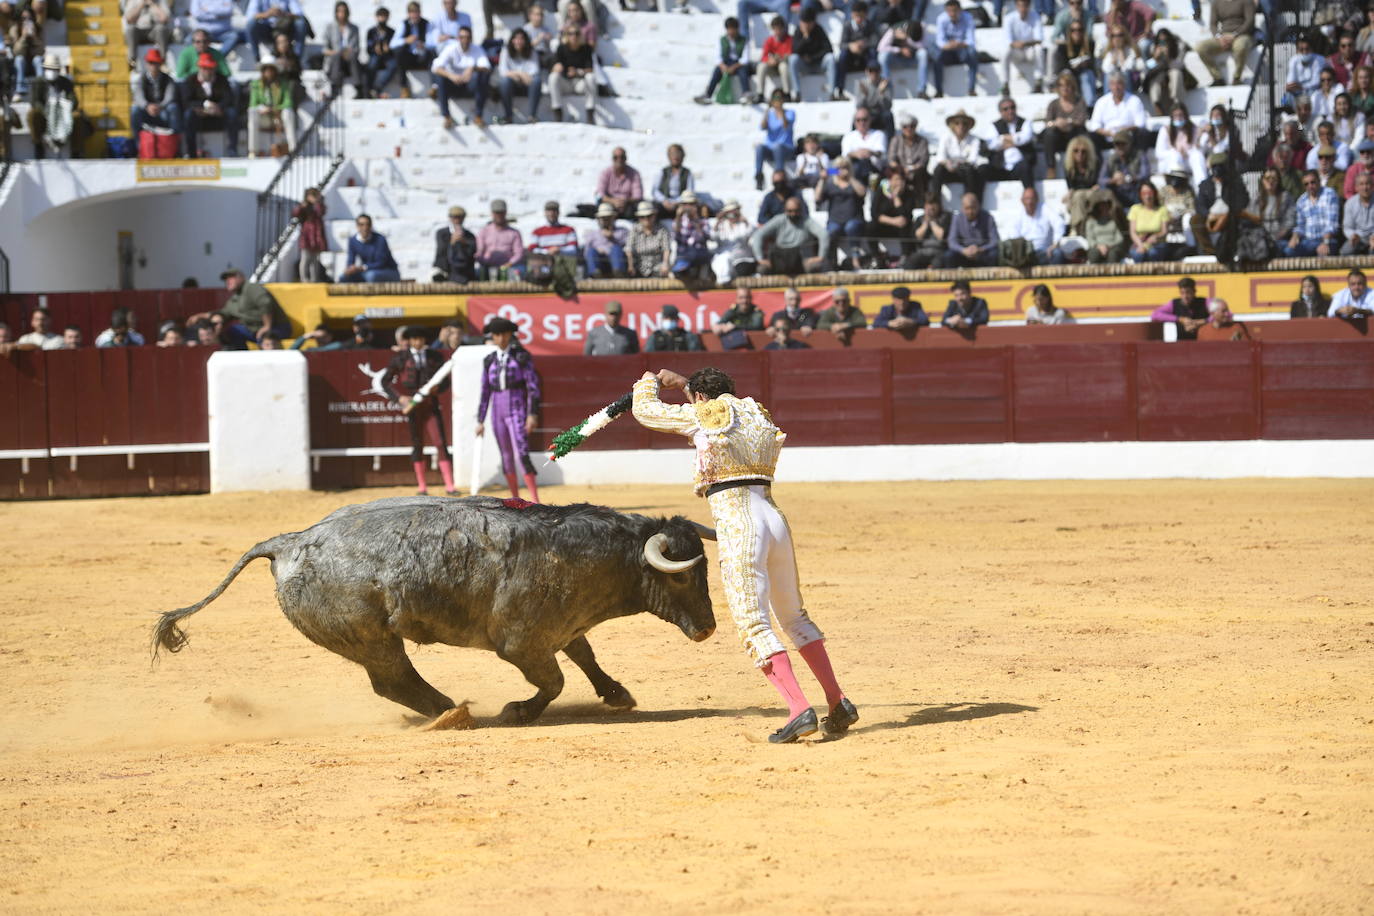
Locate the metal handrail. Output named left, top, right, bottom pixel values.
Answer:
left=251, top=91, right=347, bottom=281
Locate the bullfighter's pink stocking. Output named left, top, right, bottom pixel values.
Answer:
left=438, top=459, right=456, bottom=492
left=798, top=639, right=845, bottom=710
left=412, top=461, right=428, bottom=494
left=762, top=651, right=811, bottom=717
left=523, top=473, right=540, bottom=503
left=504, top=472, right=521, bottom=498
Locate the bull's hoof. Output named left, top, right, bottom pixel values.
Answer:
left=601, top=684, right=637, bottom=709
left=498, top=701, right=536, bottom=725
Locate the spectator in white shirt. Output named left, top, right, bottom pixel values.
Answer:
left=1025, top=283, right=1072, bottom=324
left=794, top=132, right=831, bottom=188
left=840, top=106, right=888, bottom=184
left=1001, top=0, right=1046, bottom=93
left=1329, top=267, right=1374, bottom=317
left=931, top=108, right=987, bottom=199
left=1311, top=69, right=1342, bottom=125
left=986, top=97, right=1036, bottom=187
left=1006, top=187, right=1070, bottom=264
left=496, top=27, right=541, bottom=124
left=15, top=308, right=64, bottom=349
left=432, top=25, right=491, bottom=128
left=1087, top=70, right=1147, bottom=152
left=427, top=0, right=471, bottom=47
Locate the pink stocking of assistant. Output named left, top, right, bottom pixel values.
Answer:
left=438, top=459, right=455, bottom=492
left=798, top=639, right=845, bottom=710
left=522, top=473, right=540, bottom=504
left=762, top=651, right=811, bottom=718
left=412, top=460, right=428, bottom=494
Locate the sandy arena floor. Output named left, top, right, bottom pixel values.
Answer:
left=1, top=480, right=1372, bottom=914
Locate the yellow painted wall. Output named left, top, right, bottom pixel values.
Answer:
left=265, top=268, right=1346, bottom=334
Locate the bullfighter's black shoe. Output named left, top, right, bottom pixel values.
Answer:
left=768, top=708, right=818, bottom=744
left=821, top=698, right=859, bottom=736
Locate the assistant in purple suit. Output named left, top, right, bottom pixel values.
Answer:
left=475, top=317, right=542, bottom=503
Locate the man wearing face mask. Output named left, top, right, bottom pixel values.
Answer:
left=645, top=304, right=705, bottom=352
left=1195, top=152, right=1250, bottom=261
left=757, top=169, right=807, bottom=224
left=1282, top=34, right=1322, bottom=108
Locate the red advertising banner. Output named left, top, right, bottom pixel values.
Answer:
left=464, top=288, right=841, bottom=356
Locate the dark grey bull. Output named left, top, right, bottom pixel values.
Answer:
left=152, top=497, right=717, bottom=724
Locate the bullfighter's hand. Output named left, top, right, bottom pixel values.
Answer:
left=524, top=415, right=535, bottom=434
left=475, top=422, right=485, bottom=436
left=398, top=395, right=412, bottom=409
left=656, top=369, right=689, bottom=389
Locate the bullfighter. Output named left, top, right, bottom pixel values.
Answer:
left=631, top=366, right=858, bottom=743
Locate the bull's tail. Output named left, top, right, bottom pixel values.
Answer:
left=150, top=535, right=289, bottom=661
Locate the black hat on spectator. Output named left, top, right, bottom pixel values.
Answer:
left=485, top=317, right=519, bottom=335
left=661, top=304, right=680, bottom=318
left=220, top=268, right=244, bottom=280
left=402, top=325, right=427, bottom=340
left=352, top=313, right=371, bottom=325
left=950, top=279, right=971, bottom=292
left=892, top=286, right=911, bottom=300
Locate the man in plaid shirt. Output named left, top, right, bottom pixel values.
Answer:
left=1280, top=169, right=1343, bottom=257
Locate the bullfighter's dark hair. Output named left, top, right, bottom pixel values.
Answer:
left=688, top=367, right=735, bottom=400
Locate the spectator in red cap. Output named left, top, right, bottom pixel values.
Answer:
left=122, top=0, right=172, bottom=67
left=180, top=50, right=239, bottom=156
left=132, top=48, right=182, bottom=153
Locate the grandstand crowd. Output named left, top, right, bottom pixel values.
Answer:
left=6, top=0, right=1374, bottom=284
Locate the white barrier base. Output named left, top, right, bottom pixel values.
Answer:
left=546, top=439, right=1374, bottom=485
left=208, top=351, right=312, bottom=493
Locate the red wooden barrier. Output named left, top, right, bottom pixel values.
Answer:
left=1012, top=343, right=1137, bottom=442
left=890, top=347, right=1011, bottom=444
left=1135, top=342, right=1259, bottom=441
left=1260, top=340, right=1374, bottom=439
left=5, top=338, right=1374, bottom=500
left=306, top=349, right=455, bottom=489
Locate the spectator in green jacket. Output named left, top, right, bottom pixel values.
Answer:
left=175, top=29, right=232, bottom=80
left=248, top=58, right=297, bottom=156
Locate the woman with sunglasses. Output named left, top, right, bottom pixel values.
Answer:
left=1099, top=25, right=1142, bottom=92
left=1052, top=18, right=1098, bottom=105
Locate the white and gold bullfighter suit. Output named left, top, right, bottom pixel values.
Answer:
left=631, top=376, right=824, bottom=667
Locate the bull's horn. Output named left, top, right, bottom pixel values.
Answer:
left=644, top=533, right=704, bottom=573
left=690, top=522, right=717, bottom=542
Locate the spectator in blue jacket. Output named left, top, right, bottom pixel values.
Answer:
left=341, top=213, right=402, bottom=282
left=872, top=285, right=930, bottom=329
left=932, top=0, right=978, bottom=98
left=947, top=192, right=1000, bottom=267
left=942, top=278, right=990, bottom=328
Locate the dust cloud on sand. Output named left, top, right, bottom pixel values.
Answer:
left=1, top=481, right=1372, bottom=913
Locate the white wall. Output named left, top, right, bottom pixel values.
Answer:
left=2, top=187, right=260, bottom=291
